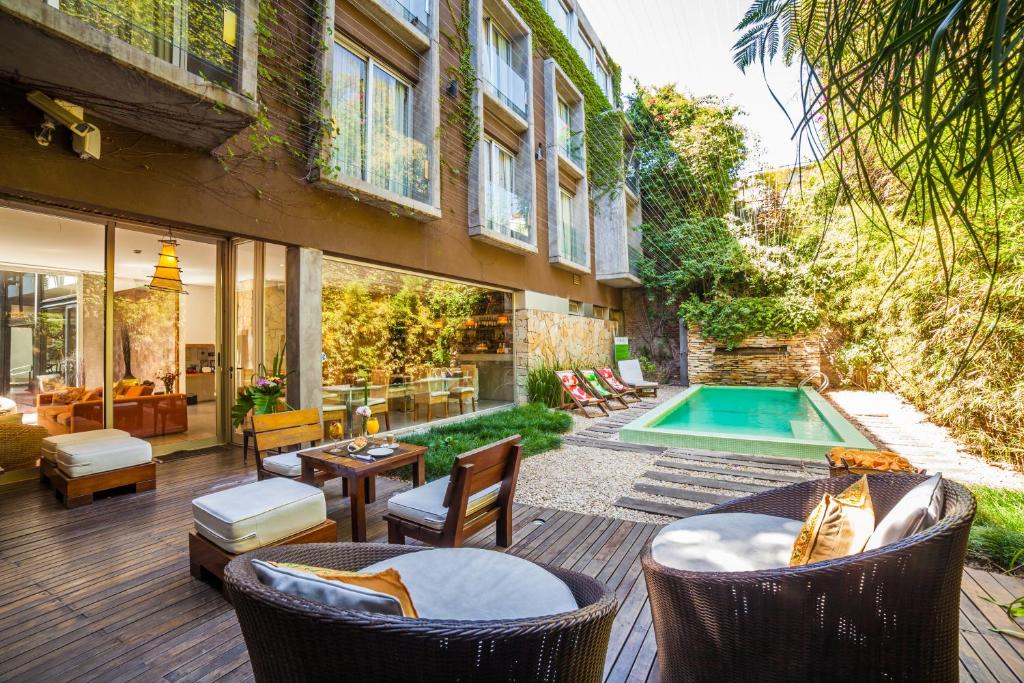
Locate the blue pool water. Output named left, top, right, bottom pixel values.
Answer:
left=650, top=386, right=842, bottom=441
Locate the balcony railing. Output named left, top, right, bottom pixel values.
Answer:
left=626, top=170, right=639, bottom=195
left=560, top=221, right=587, bottom=266
left=558, top=125, right=584, bottom=167
left=328, top=129, right=430, bottom=204
left=485, top=57, right=528, bottom=120
left=628, top=246, right=642, bottom=277
left=51, top=0, right=242, bottom=90
left=381, top=0, right=430, bottom=33
left=485, top=182, right=531, bottom=243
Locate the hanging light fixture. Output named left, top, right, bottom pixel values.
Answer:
left=147, top=233, right=188, bottom=295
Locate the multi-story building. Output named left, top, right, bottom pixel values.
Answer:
left=0, top=0, right=641, bottom=458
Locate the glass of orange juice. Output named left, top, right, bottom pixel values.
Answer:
left=366, top=416, right=380, bottom=437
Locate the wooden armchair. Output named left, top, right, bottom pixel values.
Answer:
left=252, top=409, right=323, bottom=481
left=384, top=435, right=523, bottom=548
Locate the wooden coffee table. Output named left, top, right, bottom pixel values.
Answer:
left=298, top=442, right=427, bottom=542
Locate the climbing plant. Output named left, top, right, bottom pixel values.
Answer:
left=443, top=0, right=480, bottom=155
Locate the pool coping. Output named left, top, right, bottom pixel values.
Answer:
left=619, top=385, right=876, bottom=460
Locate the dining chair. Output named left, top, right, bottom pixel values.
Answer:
left=449, top=364, right=478, bottom=414
left=413, top=368, right=449, bottom=421
left=251, top=408, right=324, bottom=481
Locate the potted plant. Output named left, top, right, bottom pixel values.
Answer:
left=231, top=351, right=291, bottom=428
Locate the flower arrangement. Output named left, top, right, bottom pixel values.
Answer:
left=231, top=350, right=291, bottom=428
left=355, top=405, right=372, bottom=435
left=157, top=368, right=180, bottom=394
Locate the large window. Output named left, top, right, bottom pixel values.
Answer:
left=485, top=19, right=527, bottom=119
left=329, top=41, right=426, bottom=202
left=576, top=28, right=594, bottom=70
left=596, top=62, right=611, bottom=101
left=559, top=188, right=584, bottom=265
left=485, top=139, right=529, bottom=241
left=321, top=259, right=515, bottom=434
left=545, top=0, right=572, bottom=37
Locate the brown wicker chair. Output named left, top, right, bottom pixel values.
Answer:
left=225, top=543, right=617, bottom=683
left=642, top=474, right=975, bottom=683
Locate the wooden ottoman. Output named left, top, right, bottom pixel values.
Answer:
left=189, top=477, right=336, bottom=591
left=40, top=428, right=130, bottom=485
left=52, top=436, right=154, bottom=508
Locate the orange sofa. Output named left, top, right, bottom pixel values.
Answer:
left=36, top=389, right=188, bottom=438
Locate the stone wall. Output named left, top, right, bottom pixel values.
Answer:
left=514, top=308, right=618, bottom=400
left=622, top=288, right=681, bottom=383
left=688, top=325, right=821, bottom=386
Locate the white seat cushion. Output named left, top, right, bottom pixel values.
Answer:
left=362, top=548, right=577, bottom=620
left=450, top=387, right=475, bottom=394
left=632, top=380, right=658, bottom=388
left=41, top=428, right=130, bottom=463
left=56, top=437, right=152, bottom=477
left=386, top=476, right=500, bottom=530
left=651, top=512, right=804, bottom=573
left=864, top=473, right=944, bottom=551
left=192, top=478, right=326, bottom=554
left=262, top=450, right=303, bottom=477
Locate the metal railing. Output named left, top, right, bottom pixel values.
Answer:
left=560, top=219, right=586, bottom=266
left=484, top=57, right=528, bottom=120
left=381, top=0, right=429, bottom=33
left=798, top=371, right=830, bottom=392
left=485, top=182, right=531, bottom=243
left=558, top=125, right=584, bottom=167
left=53, top=0, right=242, bottom=90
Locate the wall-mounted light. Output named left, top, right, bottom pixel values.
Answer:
left=535, top=144, right=544, bottom=161
left=446, top=80, right=459, bottom=98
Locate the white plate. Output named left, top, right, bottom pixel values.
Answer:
left=367, top=447, right=395, bottom=457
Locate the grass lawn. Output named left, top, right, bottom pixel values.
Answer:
left=401, top=403, right=573, bottom=481
left=968, top=484, right=1024, bottom=574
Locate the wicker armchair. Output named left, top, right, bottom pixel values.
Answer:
left=642, top=474, right=975, bottom=683
left=225, top=543, right=618, bottom=683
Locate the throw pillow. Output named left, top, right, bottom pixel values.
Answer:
left=123, top=385, right=146, bottom=398
left=790, top=476, right=875, bottom=566
left=864, top=474, right=944, bottom=551
left=251, top=560, right=409, bottom=617
left=55, top=387, right=84, bottom=404
left=270, top=562, right=418, bottom=617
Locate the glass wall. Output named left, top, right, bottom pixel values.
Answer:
left=113, top=226, right=220, bottom=448
left=0, top=207, right=106, bottom=463
left=321, top=259, right=514, bottom=435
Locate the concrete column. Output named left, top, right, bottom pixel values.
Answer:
left=286, top=247, right=322, bottom=411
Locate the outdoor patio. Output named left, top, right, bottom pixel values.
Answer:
left=2, top=399, right=1022, bottom=682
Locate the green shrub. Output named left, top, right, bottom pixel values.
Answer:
left=401, top=403, right=573, bottom=481
left=968, top=485, right=1024, bottom=574
left=525, top=362, right=563, bottom=408
left=679, top=294, right=820, bottom=348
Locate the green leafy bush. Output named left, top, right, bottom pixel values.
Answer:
left=679, top=294, right=820, bottom=348
left=525, top=362, right=563, bottom=408
left=968, top=485, right=1024, bottom=574
left=402, top=403, right=573, bottom=481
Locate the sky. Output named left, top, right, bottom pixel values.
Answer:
left=581, top=0, right=806, bottom=172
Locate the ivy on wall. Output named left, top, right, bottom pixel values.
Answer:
left=443, top=0, right=480, bottom=155
left=504, top=0, right=625, bottom=198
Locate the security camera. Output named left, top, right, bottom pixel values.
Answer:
left=26, top=90, right=101, bottom=160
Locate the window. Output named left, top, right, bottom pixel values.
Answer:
left=576, top=28, right=594, bottom=70
left=557, top=98, right=571, bottom=153
left=596, top=62, right=611, bottom=100
left=546, top=0, right=572, bottom=37
left=559, top=189, right=574, bottom=261
left=485, top=19, right=526, bottom=118
left=485, top=138, right=529, bottom=240
left=568, top=300, right=582, bottom=316
left=610, top=309, right=625, bottom=335
left=592, top=305, right=607, bottom=320
left=329, top=41, right=426, bottom=202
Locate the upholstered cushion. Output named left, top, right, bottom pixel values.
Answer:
left=262, top=450, right=303, bottom=477
left=362, top=548, right=578, bottom=620
left=41, top=428, right=130, bottom=463
left=0, top=396, right=16, bottom=415
left=864, top=474, right=944, bottom=551
left=192, top=478, right=326, bottom=554
left=791, top=476, right=875, bottom=566
left=56, top=436, right=152, bottom=477
left=269, top=562, right=418, bottom=617
left=450, top=387, right=475, bottom=394
left=386, top=476, right=500, bottom=530
left=632, top=380, right=658, bottom=388
left=0, top=411, right=22, bottom=425
left=251, top=559, right=404, bottom=617
left=651, top=513, right=804, bottom=572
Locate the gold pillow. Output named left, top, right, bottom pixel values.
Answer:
left=270, top=562, right=418, bottom=618
left=790, top=476, right=875, bottom=566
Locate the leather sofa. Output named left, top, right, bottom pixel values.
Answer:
left=36, top=390, right=189, bottom=438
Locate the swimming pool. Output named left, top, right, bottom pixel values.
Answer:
left=619, top=385, right=875, bottom=459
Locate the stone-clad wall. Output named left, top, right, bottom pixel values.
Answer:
left=688, top=325, right=821, bottom=386
left=514, top=309, right=618, bottom=400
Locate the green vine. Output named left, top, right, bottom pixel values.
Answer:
left=506, top=0, right=625, bottom=198
left=443, top=0, right=480, bottom=155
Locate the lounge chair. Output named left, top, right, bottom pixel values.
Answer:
left=617, top=359, right=659, bottom=397
left=576, top=368, right=630, bottom=409
left=592, top=367, right=642, bottom=404
left=555, top=370, right=609, bottom=417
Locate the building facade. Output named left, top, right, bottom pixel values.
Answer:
left=0, top=0, right=641, bottom=459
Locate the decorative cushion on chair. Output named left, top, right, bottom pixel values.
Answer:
left=790, top=476, right=875, bottom=566
left=41, top=428, right=130, bottom=463
left=251, top=559, right=405, bottom=617
left=0, top=411, right=22, bottom=425
left=864, top=473, right=944, bottom=551
left=651, top=513, right=805, bottom=572
left=56, top=436, right=152, bottom=477
left=386, top=476, right=500, bottom=530
left=262, top=450, right=304, bottom=477
left=267, top=562, right=418, bottom=617
left=362, top=548, right=578, bottom=620
left=192, top=478, right=326, bottom=554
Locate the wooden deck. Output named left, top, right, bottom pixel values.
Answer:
left=1, top=448, right=1022, bottom=682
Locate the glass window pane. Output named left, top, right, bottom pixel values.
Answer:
left=263, top=244, right=287, bottom=370
left=330, top=44, right=366, bottom=180
left=369, top=65, right=413, bottom=197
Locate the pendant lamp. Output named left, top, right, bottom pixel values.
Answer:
left=147, top=236, right=188, bottom=294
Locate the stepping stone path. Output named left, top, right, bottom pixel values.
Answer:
left=564, top=400, right=829, bottom=519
